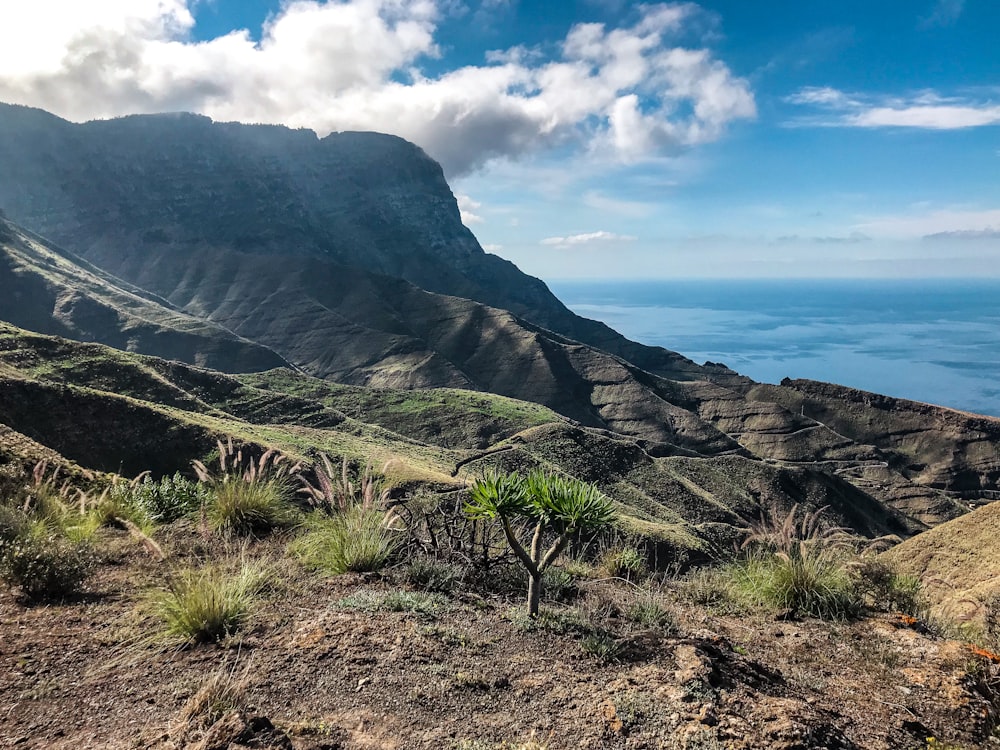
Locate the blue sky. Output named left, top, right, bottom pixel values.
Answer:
left=0, top=0, right=997, bottom=278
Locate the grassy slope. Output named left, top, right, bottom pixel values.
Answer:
left=0, top=323, right=919, bottom=556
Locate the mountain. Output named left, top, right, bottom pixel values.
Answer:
left=0, top=102, right=995, bottom=530
left=0, top=214, right=287, bottom=372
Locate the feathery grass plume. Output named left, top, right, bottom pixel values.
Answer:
left=150, top=560, right=268, bottom=645
left=298, top=453, right=391, bottom=512
left=292, top=454, right=401, bottom=574
left=727, top=504, right=862, bottom=619
left=193, top=441, right=300, bottom=537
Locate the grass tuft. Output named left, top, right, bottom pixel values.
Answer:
left=291, top=505, right=398, bottom=575
left=150, top=561, right=268, bottom=645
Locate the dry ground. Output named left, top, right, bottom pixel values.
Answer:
left=2, top=526, right=1000, bottom=750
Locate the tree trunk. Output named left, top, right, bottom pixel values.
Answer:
left=527, top=571, right=542, bottom=617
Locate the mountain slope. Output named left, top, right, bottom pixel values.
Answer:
left=0, top=103, right=719, bottom=384
left=0, top=215, right=288, bottom=372
left=0, top=322, right=916, bottom=551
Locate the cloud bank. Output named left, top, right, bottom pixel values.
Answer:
left=0, top=0, right=755, bottom=176
left=786, top=86, right=1000, bottom=130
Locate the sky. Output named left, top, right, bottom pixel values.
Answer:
left=0, top=0, right=997, bottom=279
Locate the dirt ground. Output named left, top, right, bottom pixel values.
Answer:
left=2, top=527, right=1000, bottom=750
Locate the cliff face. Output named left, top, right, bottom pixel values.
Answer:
left=0, top=103, right=712, bottom=384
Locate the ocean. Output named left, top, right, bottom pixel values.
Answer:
left=548, top=279, right=1000, bottom=418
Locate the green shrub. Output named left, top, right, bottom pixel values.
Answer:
left=103, top=473, right=208, bottom=526
left=0, top=503, right=31, bottom=542
left=625, top=592, right=676, bottom=631
left=854, top=558, right=925, bottom=617
left=150, top=562, right=267, bottom=644
left=580, top=631, right=624, bottom=661
left=0, top=532, right=95, bottom=601
left=727, top=548, right=861, bottom=620
left=291, top=505, right=398, bottom=574
left=602, top=546, right=647, bottom=581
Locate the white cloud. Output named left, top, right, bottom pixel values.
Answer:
left=0, top=0, right=755, bottom=176
left=456, top=193, right=484, bottom=224
left=540, top=230, right=637, bottom=248
left=482, top=243, right=504, bottom=252
left=854, top=207, right=1000, bottom=238
left=786, top=86, right=1000, bottom=130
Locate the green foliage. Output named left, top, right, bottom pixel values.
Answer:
left=336, top=588, right=449, bottom=616
left=207, top=477, right=296, bottom=536
left=580, top=631, right=624, bottom=661
left=103, top=472, right=208, bottom=526
left=465, top=469, right=532, bottom=520
left=724, top=505, right=863, bottom=620
left=466, top=469, right=615, bottom=616
left=0, top=531, right=95, bottom=601
left=291, top=505, right=398, bottom=575
left=0, top=503, right=32, bottom=542
left=602, top=546, right=647, bottom=580
left=150, top=561, right=268, bottom=644
left=402, top=557, right=464, bottom=593
left=194, top=441, right=301, bottom=537
left=727, top=547, right=861, bottom=620
left=624, top=591, right=677, bottom=631
left=853, top=557, right=926, bottom=617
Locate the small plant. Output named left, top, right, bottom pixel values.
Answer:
left=194, top=441, right=300, bottom=537
left=0, top=531, right=95, bottom=601
left=465, top=469, right=615, bottom=617
left=581, top=631, right=624, bottom=661
left=854, top=557, right=926, bottom=617
left=102, top=472, right=208, bottom=526
left=603, top=546, right=647, bottom=581
left=625, top=590, right=677, bottom=631
left=336, top=588, right=449, bottom=616
left=150, top=561, right=268, bottom=644
left=402, top=557, right=464, bottom=593
left=0, top=503, right=31, bottom=542
left=177, top=658, right=252, bottom=729
left=726, top=505, right=862, bottom=620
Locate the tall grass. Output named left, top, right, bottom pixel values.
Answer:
left=194, top=441, right=300, bottom=537
left=291, top=453, right=400, bottom=574
left=725, top=505, right=862, bottom=620
left=291, top=505, right=398, bottom=574
left=150, top=561, right=268, bottom=645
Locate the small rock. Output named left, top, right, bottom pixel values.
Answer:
left=698, top=705, right=719, bottom=727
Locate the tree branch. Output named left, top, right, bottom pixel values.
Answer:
left=502, top=517, right=539, bottom=578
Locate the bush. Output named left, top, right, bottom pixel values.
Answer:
left=150, top=562, right=267, bottom=644
left=854, top=558, right=925, bottom=617
left=602, top=546, right=647, bottom=581
left=727, top=547, right=861, bottom=620
left=0, top=532, right=94, bottom=601
left=103, top=472, right=208, bottom=526
left=292, top=505, right=398, bottom=575
left=0, top=503, right=31, bottom=542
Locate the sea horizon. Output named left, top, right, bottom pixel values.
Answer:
left=549, top=277, right=1000, bottom=418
